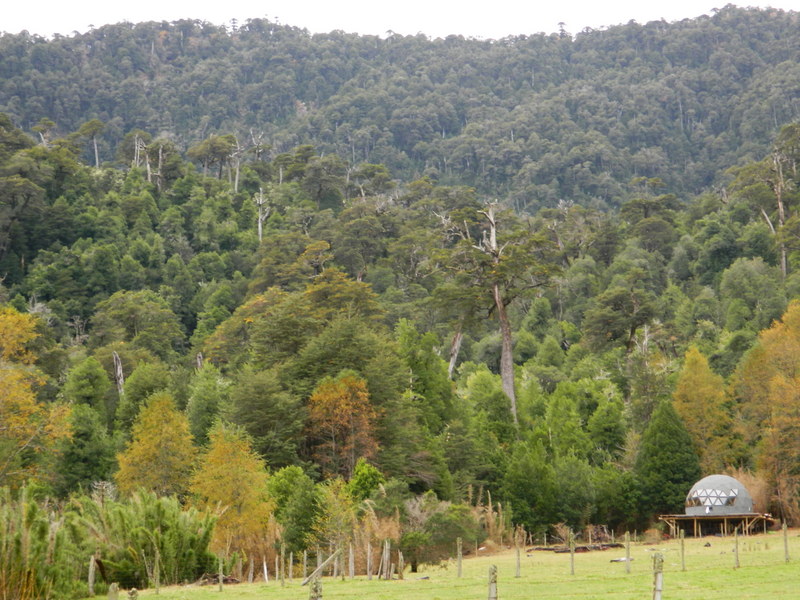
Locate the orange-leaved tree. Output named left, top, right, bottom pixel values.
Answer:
left=307, top=371, right=379, bottom=479
left=0, top=306, right=71, bottom=486
left=190, top=422, right=278, bottom=560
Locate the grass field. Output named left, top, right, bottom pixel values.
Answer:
left=95, top=530, right=800, bottom=600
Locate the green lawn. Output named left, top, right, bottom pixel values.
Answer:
left=96, top=530, right=800, bottom=600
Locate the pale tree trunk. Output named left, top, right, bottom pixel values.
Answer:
left=448, top=324, right=464, bottom=380
left=776, top=162, right=788, bottom=279
left=483, top=204, right=518, bottom=425
left=494, top=287, right=517, bottom=424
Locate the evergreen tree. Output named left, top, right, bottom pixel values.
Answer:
left=635, top=401, right=701, bottom=518
left=52, top=404, right=115, bottom=497
left=267, top=465, right=320, bottom=553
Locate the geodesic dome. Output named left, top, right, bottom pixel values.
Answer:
left=685, top=474, right=754, bottom=516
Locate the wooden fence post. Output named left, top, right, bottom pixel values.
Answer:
left=280, top=543, right=286, bottom=586
left=398, top=551, right=404, bottom=580
left=218, top=555, right=224, bottom=592
left=290, top=551, right=294, bottom=582
left=88, top=554, right=96, bottom=597
left=303, top=550, right=308, bottom=581
left=457, top=537, right=463, bottom=578
left=488, top=565, right=498, bottom=600
left=301, top=549, right=341, bottom=586
left=652, top=553, right=664, bottom=600
left=309, top=576, right=322, bottom=600
left=734, top=529, right=740, bottom=569
left=625, top=531, right=631, bottom=574
left=680, top=529, right=686, bottom=572
left=349, top=543, right=355, bottom=579
left=367, top=541, right=373, bottom=580
left=153, top=545, right=160, bottom=594
left=784, top=521, right=790, bottom=563
left=569, top=530, right=575, bottom=576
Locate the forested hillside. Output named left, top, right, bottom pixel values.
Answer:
left=2, top=6, right=800, bottom=208
left=3, top=6, right=800, bottom=597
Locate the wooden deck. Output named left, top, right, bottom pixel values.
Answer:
left=658, top=513, right=775, bottom=538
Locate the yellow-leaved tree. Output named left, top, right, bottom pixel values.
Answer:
left=115, top=392, right=196, bottom=497
left=190, top=422, right=278, bottom=562
left=672, top=346, right=736, bottom=472
left=734, top=301, right=800, bottom=521
left=0, top=306, right=70, bottom=486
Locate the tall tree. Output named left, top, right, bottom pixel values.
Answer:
left=76, top=118, right=106, bottom=168
left=440, top=202, right=554, bottom=423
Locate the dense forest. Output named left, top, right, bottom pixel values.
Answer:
left=3, top=5, right=800, bottom=598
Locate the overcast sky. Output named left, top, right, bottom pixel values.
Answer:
left=4, top=1, right=799, bottom=39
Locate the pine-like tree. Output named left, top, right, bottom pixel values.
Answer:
left=635, top=400, right=701, bottom=518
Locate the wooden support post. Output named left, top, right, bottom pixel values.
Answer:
left=680, top=529, right=686, bottom=572
left=625, top=531, right=631, bottom=574
left=784, top=521, right=790, bottom=563
left=734, top=529, right=740, bottom=569
left=218, top=555, right=224, bottom=592
left=457, top=537, right=463, bottom=578
left=488, top=565, right=498, bottom=600
left=652, top=553, right=664, bottom=600
left=302, top=549, right=341, bottom=586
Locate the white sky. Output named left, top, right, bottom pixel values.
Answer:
left=3, top=1, right=799, bottom=40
